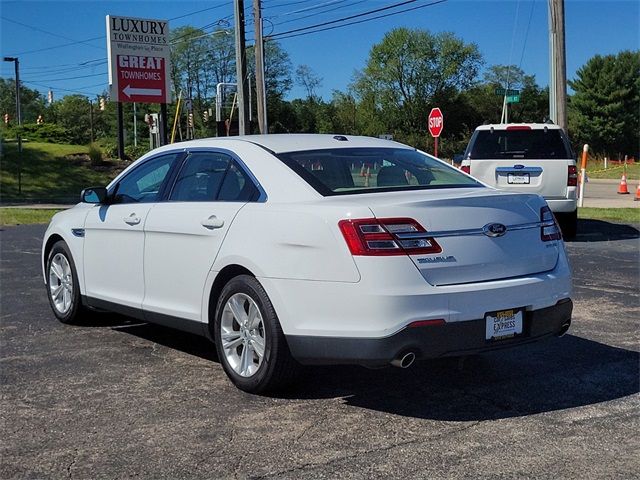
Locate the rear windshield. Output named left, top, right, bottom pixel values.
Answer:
left=277, top=147, right=481, bottom=196
left=466, top=129, right=573, bottom=160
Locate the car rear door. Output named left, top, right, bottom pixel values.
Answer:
left=465, top=127, right=573, bottom=200
left=142, top=150, right=262, bottom=325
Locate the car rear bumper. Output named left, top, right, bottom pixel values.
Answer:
left=286, top=299, right=573, bottom=367
left=546, top=197, right=577, bottom=213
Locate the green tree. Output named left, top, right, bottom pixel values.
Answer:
left=50, top=94, right=93, bottom=144
left=352, top=28, right=482, bottom=150
left=464, top=65, right=548, bottom=126
left=247, top=40, right=293, bottom=133
left=568, top=51, right=640, bottom=157
left=0, top=78, right=47, bottom=126
left=295, top=64, right=322, bottom=101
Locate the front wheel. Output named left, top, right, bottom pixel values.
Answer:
left=214, top=275, right=298, bottom=394
left=46, top=240, right=87, bottom=324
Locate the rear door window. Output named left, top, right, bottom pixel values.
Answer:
left=466, top=129, right=573, bottom=160
left=277, top=148, right=480, bottom=196
left=169, top=151, right=259, bottom=202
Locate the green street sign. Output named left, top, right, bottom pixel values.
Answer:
left=495, top=88, right=520, bottom=96
left=506, top=95, right=520, bottom=103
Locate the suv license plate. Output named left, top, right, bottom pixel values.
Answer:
left=485, top=309, right=523, bottom=340
left=508, top=173, right=530, bottom=184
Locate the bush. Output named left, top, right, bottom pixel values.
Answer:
left=5, top=123, right=72, bottom=144
left=88, top=142, right=103, bottom=166
left=124, top=144, right=149, bottom=161
left=99, top=139, right=119, bottom=159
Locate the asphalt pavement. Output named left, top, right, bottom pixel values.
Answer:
left=1, top=222, right=638, bottom=479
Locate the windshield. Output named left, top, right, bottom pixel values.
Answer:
left=466, top=129, right=573, bottom=160
left=277, top=148, right=481, bottom=196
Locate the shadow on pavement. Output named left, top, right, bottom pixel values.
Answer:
left=111, top=321, right=219, bottom=362
left=568, top=219, right=639, bottom=243
left=110, top=322, right=639, bottom=422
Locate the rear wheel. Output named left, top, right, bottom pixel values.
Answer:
left=557, top=209, right=578, bottom=240
left=46, top=240, right=87, bottom=324
left=214, top=275, right=298, bottom=393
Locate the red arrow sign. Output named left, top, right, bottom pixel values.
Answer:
left=428, top=108, right=444, bottom=138
left=116, top=55, right=167, bottom=103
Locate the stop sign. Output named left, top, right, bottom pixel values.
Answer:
left=428, top=108, right=444, bottom=137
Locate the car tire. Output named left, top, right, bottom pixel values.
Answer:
left=46, top=240, right=87, bottom=324
left=557, top=209, right=578, bottom=240
left=214, top=275, right=299, bottom=394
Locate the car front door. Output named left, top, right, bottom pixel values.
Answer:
left=83, top=152, right=182, bottom=313
left=142, top=150, right=261, bottom=327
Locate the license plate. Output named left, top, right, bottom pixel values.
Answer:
left=508, top=173, right=530, bottom=184
left=485, top=309, right=523, bottom=340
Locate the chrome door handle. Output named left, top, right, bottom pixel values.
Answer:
left=124, top=214, right=141, bottom=226
left=201, top=215, right=224, bottom=230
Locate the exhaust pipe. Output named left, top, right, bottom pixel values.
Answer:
left=557, top=320, right=571, bottom=337
left=391, top=351, right=416, bottom=369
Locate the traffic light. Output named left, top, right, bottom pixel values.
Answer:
left=99, top=97, right=106, bottom=111
left=3, top=113, right=9, bottom=125
left=203, top=110, right=209, bottom=122
left=188, top=113, right=194, bottom=128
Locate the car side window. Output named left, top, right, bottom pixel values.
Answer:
left=169, top=151, right=258, bottom=202
left=112, top=153, right=177, bottom=204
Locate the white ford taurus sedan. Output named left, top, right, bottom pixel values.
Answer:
left=42, top=134, right=573, bottom=393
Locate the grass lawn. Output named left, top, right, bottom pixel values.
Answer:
left=578, top=207, right=640, bottom=224
left=0, top=208, right=62, bottom=226
left=586, top=161, right=639, bottom=180
left=1, top=140, right=123, bottom=202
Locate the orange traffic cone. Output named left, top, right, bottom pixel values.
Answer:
left=634, top=181, right=640, bottom=201
left=617, top=173, right=630, bottom=194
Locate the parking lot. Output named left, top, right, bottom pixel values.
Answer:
left=1, top=221, right=638, bottom=479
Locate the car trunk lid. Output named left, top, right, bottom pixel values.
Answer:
left=354, top=189, right=559, bottom=286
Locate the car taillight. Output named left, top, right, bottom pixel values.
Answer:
left=567, top=165, right=578, bottom=186
left=338, top=218, right=442, bottom=256
left=540, top=206, right=562, bottom=241
left=461, top=165, right=471, bottom=174
left=506, top=125, right=532, bottom=130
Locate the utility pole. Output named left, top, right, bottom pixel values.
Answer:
left=549, top=0, right=567, bottom=131
left=253, top=0, right=268, bottom=133
left=234, top=0, right=250, bottom=135
left=4, top=56, right=22, bottom=194
left=89, top=100, right=94, bottom=143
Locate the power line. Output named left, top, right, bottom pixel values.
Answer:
left=272, top=0, right=447, bottom=40
left=25, top=71, right=107, bottom=82
left=2, top=4, right=235, bottom=56
left=268, top=0, right=349, bottom=18
left=0, top=16, right=104, bottom=50
left=22, top=80, right=100, bottom=97
left=268, top=0, right=368, bottom=27
left=270, top=0, right=420, bottom=38
left=518, top=0, right=536, bottom=68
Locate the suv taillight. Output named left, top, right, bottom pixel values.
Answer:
left=568, top=165, right=578, bottom=186
left=540, top=206, right=562, bottom=241
left=461, top=165, right=471, bottom=174
left=338, top=218, right=442, bottom=256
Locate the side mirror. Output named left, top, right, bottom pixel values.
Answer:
left=81, top=186, right=108, bottom=204
left=453, top=154, right=464, bottom=165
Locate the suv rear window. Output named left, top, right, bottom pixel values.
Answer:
left=277, top=147, right=480, bottom=196
left=466, top=129, right=573, bottom=160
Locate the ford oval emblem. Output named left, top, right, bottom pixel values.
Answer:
left=483, top=223, right=507, bottom=237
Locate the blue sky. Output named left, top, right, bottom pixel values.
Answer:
left=1, top=0, right=638, bottom=101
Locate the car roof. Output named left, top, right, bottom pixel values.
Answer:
left=475, top=123, right=562, bottom=131
left=149, top=134, right=413, bottom=155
